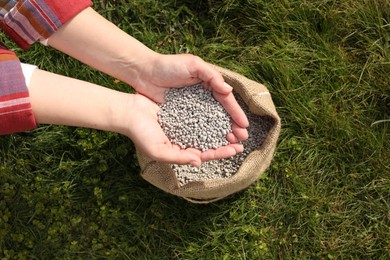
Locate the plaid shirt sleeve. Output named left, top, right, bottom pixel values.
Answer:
left=0, top=0, right=92, bottom=135
left=0, top=0, right=93, bottom=50
left=0, top=48, right=36, bottom=135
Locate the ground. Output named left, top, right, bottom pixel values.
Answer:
left=0, top=0, right=389, bottom=259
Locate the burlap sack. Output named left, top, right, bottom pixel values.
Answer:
left=136, top=65, right=281, bottom=203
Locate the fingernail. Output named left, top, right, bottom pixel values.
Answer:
left=190, top=160, right=201, bottom=168
left=224, top=82, right=233, bottom=91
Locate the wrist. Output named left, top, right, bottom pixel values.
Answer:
left=116, top=50, right=160, bottom=89
left=108, top=91, right=135, bottom=136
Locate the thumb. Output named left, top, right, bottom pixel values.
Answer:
left=158, top=146, right=202, bottom=168
left=188, top=56, right=231, bottom=95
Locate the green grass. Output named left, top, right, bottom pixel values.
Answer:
left=1, top=0, right=389, bottom=259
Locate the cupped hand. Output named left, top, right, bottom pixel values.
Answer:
left=126, top=94, right=244, bottom=167
left=131, top=53, right=249, bottom=142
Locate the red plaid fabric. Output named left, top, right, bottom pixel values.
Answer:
left=0, top=50, right=36, bottom=134
left=0, top=0, right=92, bottom=135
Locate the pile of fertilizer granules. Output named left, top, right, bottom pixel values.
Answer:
left=158, top=84, right=232, bottom=151
left=158, top=84, right=273, bottom=186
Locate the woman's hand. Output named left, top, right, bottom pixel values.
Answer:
left=131, top=53, right=249, bottom=142
left=124, top=94, right=244, bottom=167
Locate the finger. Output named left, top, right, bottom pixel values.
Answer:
left=231, top=122, right=249, bottom=141
left=153, top=144, right=202, bottom=167
left=226, top=132, right=239, bottom=143
left=200, top=143, right=244, bottom=162
left=184, top=147, right=203, bottom=167
left=213, top=91, right=249, bottom=128
left=170, top=145, right=202, bottom=167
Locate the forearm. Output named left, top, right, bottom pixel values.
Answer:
left=28, top=69, right=132, bottom=135
left=47, top=7, right=157, bottom=86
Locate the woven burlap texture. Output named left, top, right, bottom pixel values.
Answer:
left=136, top=65, right=281, bottom=203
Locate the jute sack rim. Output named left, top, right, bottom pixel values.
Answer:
left=180, top=137, right=279, bottom=203
left=137, top=66, right=281, bottom=202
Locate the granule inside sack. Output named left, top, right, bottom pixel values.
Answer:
left=158, top=85, right=274, bottom=186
